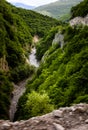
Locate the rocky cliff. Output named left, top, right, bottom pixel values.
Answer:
left=0, top=103, right=88, bottom=130
left=69, top=15, right=88, bottom=26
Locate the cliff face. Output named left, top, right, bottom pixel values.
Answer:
left=69, top=15, right=88, bottom=26
left=0, top=103, right=88, bottom=130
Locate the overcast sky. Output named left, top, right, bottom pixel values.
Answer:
left=6, top=0, right=58, bottom=7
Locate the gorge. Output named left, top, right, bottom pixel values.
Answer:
left=0, top=0, right=88, bottom=129
left=9, top=36, right=39, bottom=121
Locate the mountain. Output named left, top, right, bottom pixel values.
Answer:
left=11, top=2, right=35, bottom=10
left=34, top=0, right=83, bottom=20
left=0, top=0, right=60, bottom=120
left=15, top=0, right=88, bottom=120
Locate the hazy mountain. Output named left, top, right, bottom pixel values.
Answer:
left=11, top=2, right=35, bottom=9
left=34, top=0, right=83, bottom=20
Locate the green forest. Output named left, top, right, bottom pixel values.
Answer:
left=0, top=0, right=88, bottom=120
left=0, top=0, right=60, bottom=119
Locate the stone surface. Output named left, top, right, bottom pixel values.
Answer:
left=52, top=32, right=64, bottom=48
left=1, top=103, right=88, bottom=130
left=53, top=123, right=65, bottom=130
left=69, top=15, right=88, bottom=27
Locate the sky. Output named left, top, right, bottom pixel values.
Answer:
left=6, top=0, right=58, bottom=7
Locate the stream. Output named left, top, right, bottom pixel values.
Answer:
left=29, top=47, right=39, bottom=67
left=9, top=80, right=27, bottom=121
left=9, top=36, right=39, bottom=121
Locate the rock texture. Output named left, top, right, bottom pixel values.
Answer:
left=1, top=103, right=88, bottom=130
left=9, top=80, right=27, bottom=121
left=52, top=32, right=64, bottom=48
left=69, top=15, right=88, bottom=26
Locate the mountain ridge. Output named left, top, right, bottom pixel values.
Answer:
left=34, top=0, right=83, bottom=20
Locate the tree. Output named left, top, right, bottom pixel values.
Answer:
left=25, top=91, right=54, bottom=118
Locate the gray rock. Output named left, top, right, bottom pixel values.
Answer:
left=69, top=15, right=88, bottom=27
left=53, top=110, right=63, bottom=118
left=52, top=32, right=64, bottom=48
left=1, top=123, right=11, bottom=130
left=85, top=119, right=88, bottom=124
left=53, top=123, right=65, bottom=130
left=1, top=103, right=88, bottom=130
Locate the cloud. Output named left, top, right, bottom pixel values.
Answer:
left=6, top=0, right=57, bottom=6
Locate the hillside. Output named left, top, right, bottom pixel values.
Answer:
left=15, top=24, right=88, bottom=120
left=0, top=0, right=33, bottom=119
left=0, top=0, right=59, bottom=120
left=1, top=0, right=88, bottom=122
left=71, top=0, right=88, bottom=18
left=12, top=7, right=60, bottom=37
left=15, top=0, right=88, bottom=120
left=34, top=0, right=83, bottom=20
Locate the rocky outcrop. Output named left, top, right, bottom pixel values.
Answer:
left=52, top=32, right=64, bottom=48
left=69, top=15, right=88, bottom=27
left=1, top=103, right=88, bottom=130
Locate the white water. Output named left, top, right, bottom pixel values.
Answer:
left=29, top=47, right=39, bottom=67
left=9, top=36, right=39, bottom=121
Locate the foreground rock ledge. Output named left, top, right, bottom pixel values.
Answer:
left=0, top=103, right=88, bottom=130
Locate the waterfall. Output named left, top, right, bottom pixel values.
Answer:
left=29, top=47, right=39, bottom=67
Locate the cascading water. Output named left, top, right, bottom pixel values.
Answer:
left=29, top=47, right=39, bottom=67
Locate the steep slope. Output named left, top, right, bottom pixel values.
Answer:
left=71, top=0, right=88, bottom=18
left=0, top=0, right=33, bottom=119
left=34, top=0, right=83, bottom=20
left=15, top=25, right=88, bottom=120
left=15, top=0, right=88, bottom=120
left=12, top=7, right=60, bottom=37
left=0, top=0, right=59, bottom=120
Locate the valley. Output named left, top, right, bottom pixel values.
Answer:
left=9, top=35, right=40, bottom=121
left=0, top=1, right=88, bottom=129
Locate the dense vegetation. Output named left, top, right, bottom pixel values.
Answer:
left=0, top=0, right=33, bottom=119
left=71, top=0, right=88, bottom=18
left=0, top=71, right=13, bottom=119
left=1, top=0, right=88, bottom=121
left=0, top=0, right=59, bottom=119
left=15, top=24, right=88, bottom=120
left=36, top=26, right=60, bottom=60
left=12, top=8, right=59, bottom=37
left=15, top=0, right=88, bottom=120
left=34, top=0, right=82, bottom=20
